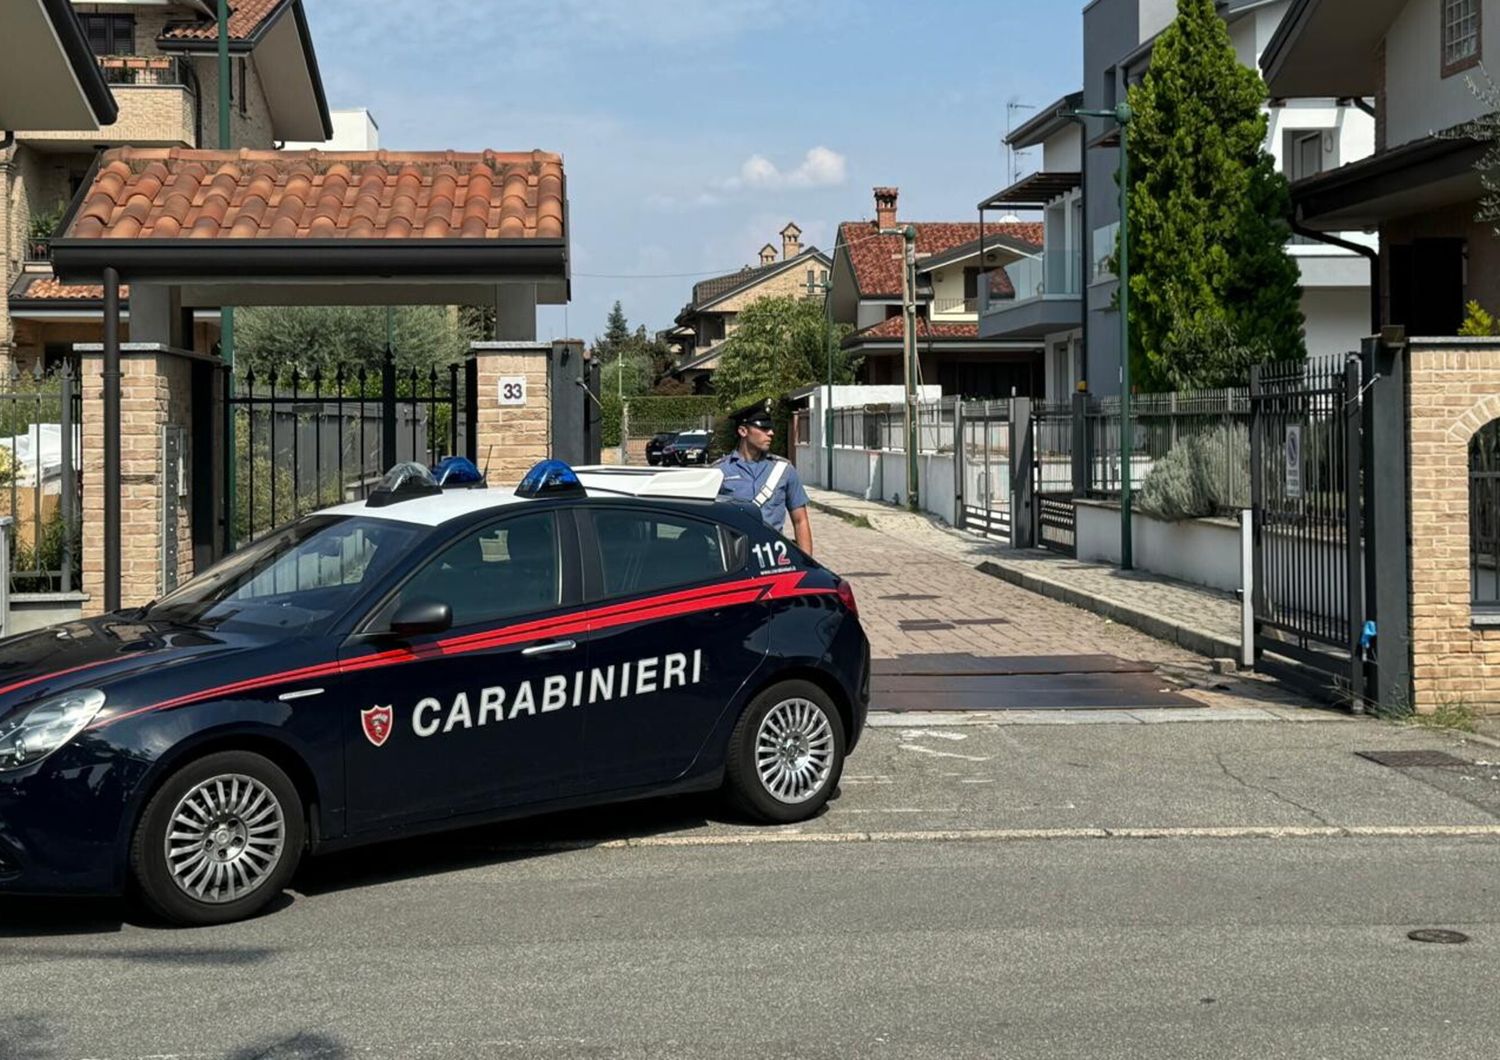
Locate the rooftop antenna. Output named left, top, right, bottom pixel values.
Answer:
left=1003, top=100, right=1037, bottom=222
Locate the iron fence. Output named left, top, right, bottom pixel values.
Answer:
left=227, top=358, right=470, bottom=542
left=1086, top=387, right=1252, bottom=516
left=0, top=363, right=80, bottom=594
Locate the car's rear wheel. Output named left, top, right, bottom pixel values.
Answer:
left=724, top=680, right=845, bottom=823
left=130, top=750, right=306, bottom=926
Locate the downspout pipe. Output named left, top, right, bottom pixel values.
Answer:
left=0, top=132, right=14, bottom=151
left=1290, top=217, right=1381, bottom=334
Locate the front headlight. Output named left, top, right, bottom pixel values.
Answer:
left=0, top=689, right=106, bottom=770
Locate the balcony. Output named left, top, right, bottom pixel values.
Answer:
left=18, top=55, right=198, bottom=149
left=978, top=250, right=1084, bottom=340
left=931, top=297, right=979, bottom=316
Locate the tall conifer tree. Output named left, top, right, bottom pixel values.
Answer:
left=1125, top=0, right=1304, bottom=390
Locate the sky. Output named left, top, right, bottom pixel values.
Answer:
left=300, top=1, right=1084, bottom=343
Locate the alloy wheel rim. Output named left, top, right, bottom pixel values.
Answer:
left=164, top=773, right=286, bottom=905
left=755, top=698, right=835, bottom=804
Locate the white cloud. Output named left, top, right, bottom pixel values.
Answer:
left=721, top=146, right=848, bottom=191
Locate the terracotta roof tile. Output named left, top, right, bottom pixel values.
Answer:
left=11, top=275, right=130, bottom=301
left=837, top=220, right=1041, bottom=298
left=159, top=0, right=286, bottom=42
left=66, top=148, right=567, bottom=242
left=843, top=317, right=980, bottom=345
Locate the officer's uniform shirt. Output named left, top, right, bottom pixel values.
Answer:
left=717, top=450, right=809, bottom=533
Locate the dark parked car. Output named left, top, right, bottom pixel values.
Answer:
left=664, top=429, right=712, bottom=465
left=645, top=432, right=678, bottom=466
left=0, top=460, right=868, bottom=924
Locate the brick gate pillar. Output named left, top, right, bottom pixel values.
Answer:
left=75, top=342, right=210, bottom=614
left=468, top=341, right=552, bottom=485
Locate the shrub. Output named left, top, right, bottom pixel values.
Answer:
left=1135, top=422, right=1249, bottom=520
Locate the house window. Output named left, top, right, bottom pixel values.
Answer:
left=1471, top=420, right=1500, bottom=609
left=1443, top=0, right=1481, bottom=77
left=80, top=14, right=134, bottom=55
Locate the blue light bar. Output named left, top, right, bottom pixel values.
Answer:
left=516, top=459, right=584, bottom=499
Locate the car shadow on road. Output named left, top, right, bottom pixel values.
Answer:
left=293, top=789, right=778, bottom=897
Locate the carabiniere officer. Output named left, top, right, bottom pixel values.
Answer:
left=716, top=403, right=814, bottom=556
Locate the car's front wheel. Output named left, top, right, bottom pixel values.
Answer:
left=724, top=680, right=845, bottom=823
left=130, top=750, right=306, bottom=926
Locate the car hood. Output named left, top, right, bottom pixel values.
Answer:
left=0, top=615, right=275, bottom=719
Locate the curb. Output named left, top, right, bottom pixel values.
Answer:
left=976, top=559, right=1240, bottom=662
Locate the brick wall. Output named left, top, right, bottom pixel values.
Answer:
left=1406, top=338, right=1500, bottom=713
left=79, top=348, right=201, bottom=612
left=470, top=344, right=550, bottom=486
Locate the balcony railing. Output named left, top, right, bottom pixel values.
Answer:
left=986, top=251, right=1083, bottom=310
left=97, top=55, right=192, bottom=88
left=24, top=238, right=51, bottom=263
left=932, top=297, right=978, bottom=315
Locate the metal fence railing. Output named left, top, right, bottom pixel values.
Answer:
left=0, top=362, right=81, bottom=594
left=1086, top=387, right=1252, bottom=515
left=828, top=400, right=957, bottom=455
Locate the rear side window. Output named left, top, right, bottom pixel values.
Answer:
left=591, top=510, right=726, bottom=597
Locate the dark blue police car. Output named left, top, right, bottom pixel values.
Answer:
left=0, top=461, right=868, bottom=924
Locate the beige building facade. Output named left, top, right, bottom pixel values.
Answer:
left=2, top=0, right=328, bottom=374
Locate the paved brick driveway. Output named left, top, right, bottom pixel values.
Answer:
left=809, top=512, right=1308, bottom=712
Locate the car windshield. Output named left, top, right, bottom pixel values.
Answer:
left=143, top=515, right=422, bottom=636
left=677, top=432, right=709, bottom=444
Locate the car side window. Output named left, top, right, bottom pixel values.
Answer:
left=591, top=509, right=727, bottom=597
left=377, top=511, right=562, bottom=630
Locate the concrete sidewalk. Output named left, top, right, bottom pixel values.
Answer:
left=806, top=486, right=1243, bottom=663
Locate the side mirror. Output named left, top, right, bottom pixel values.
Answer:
left=389, top=598, right=452, bottom=637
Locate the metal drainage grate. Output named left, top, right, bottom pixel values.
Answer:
left=1356, top=750, right=1473, bottom=768
left=1407, top=929, right=1470, bottom=944
left=952, top=617, right=1010, bottom=627
left=881, top=593, right=941, bottom=601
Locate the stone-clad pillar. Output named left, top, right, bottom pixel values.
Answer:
left=468, top=341, right=551, bottom=486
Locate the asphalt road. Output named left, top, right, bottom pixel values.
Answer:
left=4, top=719, right=1500, bottom=1060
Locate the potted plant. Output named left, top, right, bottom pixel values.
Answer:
left=27, top=201, right=67, bottom=259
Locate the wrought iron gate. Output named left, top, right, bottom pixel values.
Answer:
left=225, top=352, right=475, bottom=543
left=1249, top=354, right=1365, bottom=702
left=1033, top=401, right=1075, bottom=555
left=959, top=400, right=1012, bottom=539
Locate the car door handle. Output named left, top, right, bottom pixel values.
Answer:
left=521, top=639, right=577, bottom=657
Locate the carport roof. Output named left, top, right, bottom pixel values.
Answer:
left=49, top=148, right=571, bottom=306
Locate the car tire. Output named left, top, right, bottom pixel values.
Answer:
left=130, top=750, right=306, bottom=926
left=724, top=680, right=846, bottom=823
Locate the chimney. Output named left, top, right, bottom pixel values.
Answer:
left=873, top=186, right=898, bottom=231
left=781, top=221, right=802, bottom=260
left=759, top=243, right=777, bottom=266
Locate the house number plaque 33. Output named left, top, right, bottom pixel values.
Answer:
left=498, top=377, right=527, bottom=406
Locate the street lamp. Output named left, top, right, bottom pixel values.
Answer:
left=1072, top=102, right=1134, bottom=569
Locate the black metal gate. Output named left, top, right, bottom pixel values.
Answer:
left=1033, top=401, right=1075, bottom=555
left=959, top=400, right=1012, bottom=539
left=1249, top=354, right=1365, bottom=702
left=225, top=351, right=475, bottom=543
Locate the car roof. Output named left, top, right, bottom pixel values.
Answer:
left=318, top=465, right=726, bottom=527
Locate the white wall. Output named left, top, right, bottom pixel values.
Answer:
left=1385, top=0, right=1499, bottom=149
left=1041, top=124, right=1083, bottom=172
left=284, top=107, right=379, bottom=151
left=1076, top=500, right=1245, bottom=593
left=1301, top=286, right=1372, bottom=357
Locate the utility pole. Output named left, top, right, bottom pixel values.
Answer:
left=899, top=225, right=919, bottom=512
left=804, top=272, right=836, bottom=489
left=1072, top=102, right=1135, bottom=568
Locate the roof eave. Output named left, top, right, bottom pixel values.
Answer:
left=1005, top=91, right=1085, bottom=149
left=41, top=0, right=119, bottom=126
left=50, top=238, right=569, bottom=284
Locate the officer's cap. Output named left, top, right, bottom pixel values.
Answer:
left=732, top=399, right=775, bottom=430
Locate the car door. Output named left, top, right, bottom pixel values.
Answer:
left=339, top=508, right=590, bottom=834
left=576, top=504, right=770, bottom=790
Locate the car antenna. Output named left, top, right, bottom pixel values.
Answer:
left=481, top=444, right=493, bottom=483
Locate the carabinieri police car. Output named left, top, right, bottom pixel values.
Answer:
left=0, top=460, right=869, bottom=924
